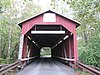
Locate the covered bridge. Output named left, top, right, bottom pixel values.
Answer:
left=17, top=10, right=80, bottom=75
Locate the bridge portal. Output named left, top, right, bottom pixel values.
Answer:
left=18, top=10, right=80, bottom=68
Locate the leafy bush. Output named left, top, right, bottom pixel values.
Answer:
left=78, top=36, right=100, bottom=68
left=0, top=58, right=7, bottom=64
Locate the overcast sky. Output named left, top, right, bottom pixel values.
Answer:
left=33, top=0, right=51, bottom=11
left=32, top=0, right=73, bottom=19
left=14, top=0, right=73, bottom=19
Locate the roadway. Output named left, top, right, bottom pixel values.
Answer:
left=16, top=57, right=76, bottom=75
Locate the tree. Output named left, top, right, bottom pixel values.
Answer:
left=50, top=0, right=100, bottom=68
left=51, top=0, right=69, bottom=16
left=0, top=0, right=42, bottom=64
left=67, top=0, right=100, bottom=68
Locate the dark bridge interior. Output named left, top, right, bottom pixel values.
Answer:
left=16, top=25, right=77, bottom=75
left=28, top=25, right=67, bottom=47
left=24, top=25, right=73, bottom=59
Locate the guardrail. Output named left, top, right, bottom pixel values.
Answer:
left=0, top=56, right=38, bottom=75
left=21, top=56, right=38, bottom=61
left=55, top=56, right=75, bottom=62
left=53, top=56, right=75, bottom=67
left=76, top=61, right=100, bottom=75
left=54, top=56, right=100, bottom=75
left=0, top=64, right=9, bottom=69
left=0, top=60, right=20, bottom=75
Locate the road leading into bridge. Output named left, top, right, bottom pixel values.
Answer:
left=16, top=58, right=76, bottom=75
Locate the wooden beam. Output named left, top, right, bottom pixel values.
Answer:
left=18, top=35, right=24, bottom=59
left=31, top=31, right=65, bottom=34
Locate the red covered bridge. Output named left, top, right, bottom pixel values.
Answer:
left=17, top=10, right=80, bottom=75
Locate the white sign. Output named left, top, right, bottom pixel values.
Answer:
left=43, top=13, right=56, bottom=22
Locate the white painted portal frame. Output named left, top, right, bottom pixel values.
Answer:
left=31, top=31, right=65, bottom=34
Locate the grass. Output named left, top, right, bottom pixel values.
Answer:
left=76, top=69, right=91, bottom=75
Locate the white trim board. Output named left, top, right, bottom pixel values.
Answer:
left=31, top=31, right=65, bottom=34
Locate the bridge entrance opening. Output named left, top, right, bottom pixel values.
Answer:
left=40, top=47, right=51, bottom=57
left=19, top=24, right=76, bottom=67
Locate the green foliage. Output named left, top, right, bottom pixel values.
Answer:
left=51, top=0, right=100, bottom=68
left=40, top=47, right=51, bottom=56
left=51, top=0, right=69, bottom=15
left=67, top=0, right=100, bottom=68
left=0, top=0, right=41, bottom=64
left=0, top=58, right=7, bottom=64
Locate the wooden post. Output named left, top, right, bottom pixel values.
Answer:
left=22, top=36, right=28, bottom=67
left=73, top=32, right=78, bottom=67
left=63, top=43, right=67, bottom=58
left=65, top=39, right=69, bottom=59
left=29, top=43, right=33, bottom=57
left=18, top=35, right=24, bottom=60
left=22, top=36, right=27, bottom=58
left=69, top=37, right=72, bottom=66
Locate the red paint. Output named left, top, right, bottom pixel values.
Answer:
left=73, top=30, right=78, bottom=61
left=22, top=36, right=27, bottom=58
left=21, top=14, right=76, bottom=35
left=70, top=35, right=74, bottom=58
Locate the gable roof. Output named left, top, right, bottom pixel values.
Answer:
left=18, top=10, right=80, bottom=28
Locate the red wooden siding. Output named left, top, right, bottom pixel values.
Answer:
left=22, top=14, right=76, bottom=35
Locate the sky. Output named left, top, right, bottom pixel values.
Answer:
left=33, top=0, right=51, bottom=11
left=36, top=0, right=73, bottom=19
left=14, top=0, right=73, bottom=19
left=14, top=0, right=51, bottom=12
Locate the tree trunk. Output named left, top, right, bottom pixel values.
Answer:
left=82, top=24, right=88, bottom=46
left=7, top=26, right=12, bottom=64
left=83, top=31, right=88, bottom=45
left=0, top=27, right=3, bottom=58
left=0, top=33, right=1, bottom=58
